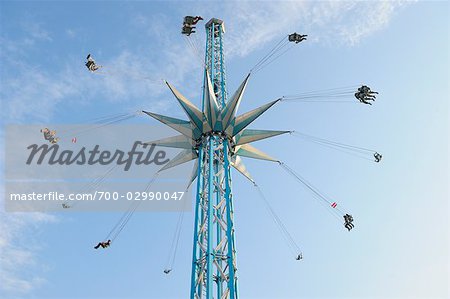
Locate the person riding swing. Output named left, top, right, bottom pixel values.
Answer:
left=343, top=214, right=354, bottom=231
left=85, top=54, right=101, bottom=72
left=94, top=239, right=111, bottom=249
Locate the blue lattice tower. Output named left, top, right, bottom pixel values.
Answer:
left=143, top=18, right=289, bottom=299
left=190, top=18, right=237, bottom=299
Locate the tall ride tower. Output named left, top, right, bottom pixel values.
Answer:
left=144, top=18, right=288, bottom=299
left=191, top=18, right=238, bottom=299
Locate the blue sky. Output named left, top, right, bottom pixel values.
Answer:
left=0, top=1, right=449, bottom=299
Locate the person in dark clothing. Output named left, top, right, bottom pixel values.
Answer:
left=86, top=54, right=101, bottom=72
left=374, top=152, right=382, bottom=163
left=182, top=25, right=196, bottom=36
left=94, top=239, right=111, bottom=249
left=183, top=16, right=203, bottom=26
left=343, top=214, right=354, bottom=231
left=288, top=32, right=308, bottom=43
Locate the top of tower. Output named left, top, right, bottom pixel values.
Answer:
left=205, top=18, right=225, bottom=33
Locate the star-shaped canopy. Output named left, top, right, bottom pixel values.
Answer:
left=143, top=71, right=288, bottom=185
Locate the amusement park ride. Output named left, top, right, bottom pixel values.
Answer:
left=71, top=17, right=380, bottom=299
left=141, top=17, right=377, bottom=299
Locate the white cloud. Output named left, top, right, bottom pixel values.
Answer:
left=0, top=125, right=56, bottom=296
left=22, top=22, right=52, bottom=43
left=2, top=69, right=77, bottom=122
left=1, top=25, right=204, bottom=123
left=191, top=1, right=409, bottom=57
left=335, top=1, right=401, bottom=45
left=0, top=49, right=197, bottom=122
left=0, top=1, right=410, bottom=123
left=65, top=29, right=76, bottom=38
left=0, top=208, right=57, bottom=295
left=0, top=275, right=45, bottom=295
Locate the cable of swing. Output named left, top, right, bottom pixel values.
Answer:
left=299, top=140, right=374, bottom=161
left=67, top=164, right=118, bottom=209
left=284, top=100, right=356, bottom=103
left=250, top=35, right=288, bottom=73
left=292, top=131, right=376, bottom=153
left=83, top=112, right=133, bottom=124
left=68, top=114, right=137, bottom=136
left=85, top=165, right=118, bottom=190
left=279, top=162, right=343, bottom=218
left=105, top=202, right=137, bottom=241
left=301, top=139, right=374, bottom=157
left=58, top=111, right=139, bottom=136
left=283, top=91, right=353, bottom=99
left=165, top=208, right=185, bottom=270
left=282, top=96, right=355, bottom=101
left=185, top=36, right=205, bottom=67
left=57, top=113, right=132, bottom=135
left=92, top=65, right=163, bottom=83
left=251, top=41, right=291, bottom=73
left=252, top=42, right=295, bottom=74
left=282, top=93, right=356, bottom=101
left=283, top=85, right=361, bottom=97
left=111, top=203, right=139, bottom=242
left=252, top=35, right=287, bottom=69
left=106, top=174, right=159, bottom=242
left=251, top=41, right=290, bottom=73
left=253, top=183, right=302, bottom=254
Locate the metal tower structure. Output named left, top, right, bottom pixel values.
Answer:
left=190, top=18, right=237, bottom=299
left=143, top=18, right=289, bottom=299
